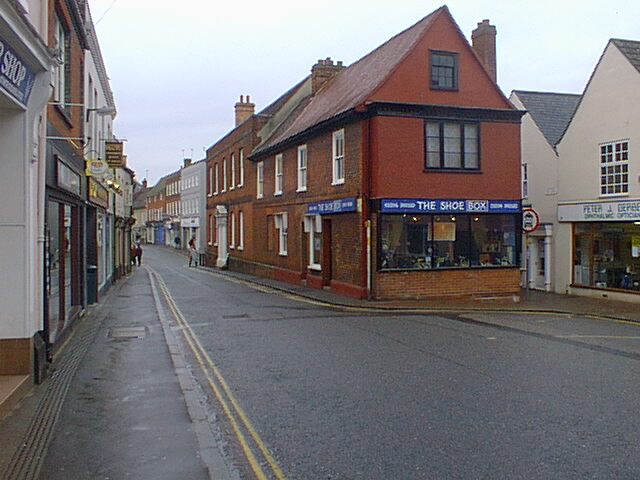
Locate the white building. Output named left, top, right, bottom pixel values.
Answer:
left=556, top=39, right=640, bottom=301
left=0, top=0, right=53, bottom=385
left=83, top=2, right=117, bottom=300
left=180, top=158, right=207, bottom=253
left=510, top=90, right=580, bottom=292
left=514, top=39, right=640, bottom=302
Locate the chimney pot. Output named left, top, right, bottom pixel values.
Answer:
left=311, top=57, right=346, bottom=94
left=234, top=94, right=255, bottom=126
left=471, top=19, right=497, bottom=83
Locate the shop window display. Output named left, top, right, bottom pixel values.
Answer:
left=380, top=214, right=518, bottom=270
left=573, top=222, right=640, bottom=290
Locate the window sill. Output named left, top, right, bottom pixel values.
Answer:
left=423, top=168, right=482, bottom=173
left=331, top=180, right=345, bottom=186
left=274, top=192, right=282, bottom=197
left=308, top=264, right=321, bottom=272
left=296, top=188, right=308, bottom=193
left=599, top=193, right=629, bottom=199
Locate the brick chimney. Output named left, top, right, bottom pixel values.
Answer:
left=311, top=58, right=345, bottom=95
left=183, top=158, right=192, bottom=168
left=471, top=19, right=497, bottom=83
left=234, top=95, right=255, bottom=127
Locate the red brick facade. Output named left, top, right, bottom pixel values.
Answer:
left=205, top=7, right=523, bottom=300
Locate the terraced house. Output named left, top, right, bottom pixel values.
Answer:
left=206, top=6, right=524, bottom=300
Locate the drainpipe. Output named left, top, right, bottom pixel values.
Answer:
left=360, top=112, right=372, bottom=299
left=544, top=224, right=553, bottom=292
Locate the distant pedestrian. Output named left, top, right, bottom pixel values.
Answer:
left=188, top=237, right=198, bottom=267
left=135, top=243, right=143, bottom=266
left=130, top=244, right=137, bottom=266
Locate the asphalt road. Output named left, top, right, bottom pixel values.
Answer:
left=147, top=246, right=640, bottom=480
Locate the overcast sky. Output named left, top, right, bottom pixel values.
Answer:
left=88, top=0, right=639, bottom=185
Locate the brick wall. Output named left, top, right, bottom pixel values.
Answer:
left=374, top=267, right=520, bottom=299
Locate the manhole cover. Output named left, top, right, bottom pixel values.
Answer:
left=109, top=327, right=147, bottom=340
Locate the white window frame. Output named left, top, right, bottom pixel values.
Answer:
left=332, top=129, right=345, bottom=185
left=208, top=166, right=213, bottom=196
left=600, top=140, right=629, bottom=196
left=214, top=163, right=219, bottom=195
left=222, top=158, right=227, bottom=192
left=275, top=153, right=284, bottom=195
left=297, top=145, right=308, bottom=192
left=230, top=212, right=236, bottom=249
left=53, top=15, right=67, bottom=105
left=230, top=152, right=236, bottom=190
left=274, top=213, right=288, bottom=256
left=304, top=214, right=322, bottom=269
left=238, top=148, right=244, bottom=187
left=257, top=161, right=264, bottom=199
left=238, top=211, right=244, bottom=250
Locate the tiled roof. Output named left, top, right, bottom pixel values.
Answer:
left=612, top=39, right=640, bottom=73
left=512, top=90, right=581, bottom=147
left=253, top=6, right=447, bottom=154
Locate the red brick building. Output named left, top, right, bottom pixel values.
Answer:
left=207, top=6, right=523, bottom=300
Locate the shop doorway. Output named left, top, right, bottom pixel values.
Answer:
left=45, top=202, right=80, bottom=346
left=322, top=219, right=332, bottom=287
left=216, top=206, right=228, bottom=267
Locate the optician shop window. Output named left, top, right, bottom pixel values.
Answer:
left=573, top=222, right=640, bottom=290
left=379, top=214, right=518, bottom=270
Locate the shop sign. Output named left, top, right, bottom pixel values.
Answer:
left=380, top=198, right=521, bottom=214
left=0, top=35, right=36, bottom=106
left=105, top=141, right=124, bottom=168
left=182, top=217, right=200, bottom=227
left=307, top=197, right=356, bottom=214
left=88, top=178, right=109, bottom=209
left=558, top=200, right=640, bottom=222
left=85, top=158, right=109, bottom=177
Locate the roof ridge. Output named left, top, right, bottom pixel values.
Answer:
left=253, top=6, right=447, bottom=154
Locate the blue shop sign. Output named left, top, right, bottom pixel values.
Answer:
left=380, top=198, right=521, bottom=214
left=0, top=35, right=36, bottom=106
left=307, top=197, right=357, bottom=214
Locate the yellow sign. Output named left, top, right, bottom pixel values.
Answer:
left=85, top=158, right=109, bottom=177
left=105, top=141, right=124, bottom=168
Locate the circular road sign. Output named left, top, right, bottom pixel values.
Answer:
left=522, top=208, right=540, bottom=233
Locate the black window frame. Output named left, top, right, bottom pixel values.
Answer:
left=430, top=50, right=458, bottom=91
left=424, top=119, right=481, bottom=171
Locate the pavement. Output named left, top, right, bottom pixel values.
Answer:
left=1, top=257, right=639, bottom=480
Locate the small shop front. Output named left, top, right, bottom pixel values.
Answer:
left=560, top=200, right=640, bottom=292
left=374, top=198, right=522, bottom=298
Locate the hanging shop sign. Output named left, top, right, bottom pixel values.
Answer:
left=380, top=198, right=521, bottom=214
left=307, top=197, right=357, bottom=214
left=88, top=177, right=109, bottom=209
left=85, top=158, right=109, bottom=177
left=558, top=200, right=640, bottom=222
left=105, top=141, right=124, bottom=168
left=522, top=208, right=539, bottom=233
left=0, top=35, right=36, bottom=106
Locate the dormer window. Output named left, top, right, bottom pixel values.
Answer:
left=430, top=51, right=458, bottom=90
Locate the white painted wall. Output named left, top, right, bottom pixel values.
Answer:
left=556, top=41, right=640, bottom=294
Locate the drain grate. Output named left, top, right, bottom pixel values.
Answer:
left=109, top=326, right=147, bottom=340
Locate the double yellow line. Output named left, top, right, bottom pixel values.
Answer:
left=147, top=266, right=287, bottom=480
